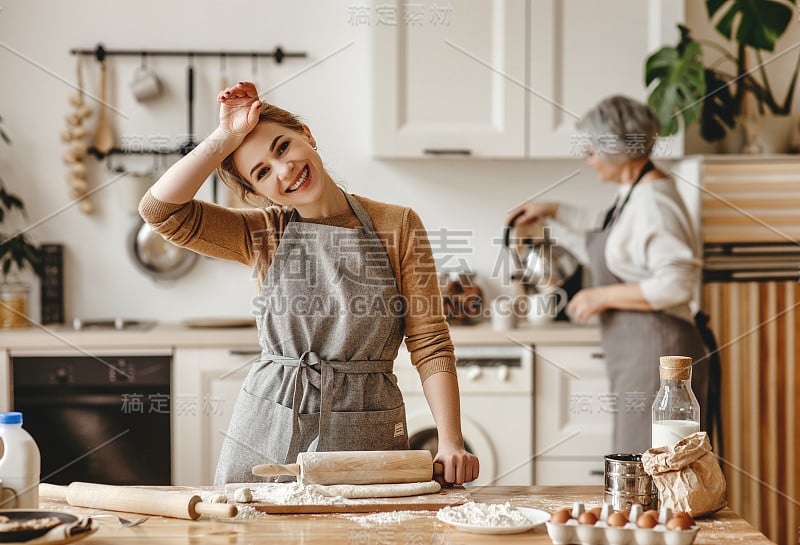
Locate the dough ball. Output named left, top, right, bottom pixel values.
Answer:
left=233, top=487, right=253, bottom=503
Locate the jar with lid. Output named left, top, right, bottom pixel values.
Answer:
left=0, top=282, right=31, bottom=329
left=651, top=355, right=700, bottom=448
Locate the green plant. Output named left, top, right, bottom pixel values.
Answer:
left=0, top=115, right=42, bottom=279
left=645, top=0, right=800, bottom=141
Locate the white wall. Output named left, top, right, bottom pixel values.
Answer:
left=5, top=1, right=791, bottom=323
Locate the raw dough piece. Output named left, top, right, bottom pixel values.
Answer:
left=310, top=480, right=441, bottom=499
left=0, top=516, right=62, bottom=533
left=0, top=516, right=7, bottom=523
left=233, top=487, right=253, bottom=503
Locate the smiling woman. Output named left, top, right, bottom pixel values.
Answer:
left=137, top=82, right=479, bottom=487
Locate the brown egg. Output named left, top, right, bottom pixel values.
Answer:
left=666, top=516, right=693, bottom=530
left=607, top=512, right=629, bottom=527
left=578, top=511, right=599, bottom=525
left=672, top=511, right=695, bottom=526
left=636, top=513, right=658, bottom=528
left=588, top=506, right=603, bottom=518
left=643, top=509, right=660, bottom=520
left=550, top=508, right=572, bottom=524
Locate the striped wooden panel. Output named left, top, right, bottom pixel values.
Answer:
left=703, top=281, right=800, bottom=545
left=701, top=160, right=800, bottom=244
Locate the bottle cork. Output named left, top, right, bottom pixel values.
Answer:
left=659, top=355, right=693, bottom=380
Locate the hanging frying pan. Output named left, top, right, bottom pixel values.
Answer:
left=128, top=218, right=199, bottom=281
left=128, top=156, right=198, bottom=281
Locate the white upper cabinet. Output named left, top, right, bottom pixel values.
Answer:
left=373, top=0, right=684, bottom=158
left=529, top=0, right=685, bottom=157
left=372, top=0, right=527, bottom=158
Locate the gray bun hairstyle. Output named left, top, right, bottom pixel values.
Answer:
left=576, top=95, right=661, bottom=163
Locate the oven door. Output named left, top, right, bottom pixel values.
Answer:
left=12, top=353, right=171, bottom=486
left=16, top=389, right=171, bottom=485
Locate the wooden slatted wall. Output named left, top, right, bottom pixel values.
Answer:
left=704, top=280, right=800, bottom=545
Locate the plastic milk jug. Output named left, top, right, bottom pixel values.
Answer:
left=0, top=411, right=40, bottom=508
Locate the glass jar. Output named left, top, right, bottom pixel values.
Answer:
left=0, top=282, right=31, bottom=329
left=651, top=355, right=700, bottom=448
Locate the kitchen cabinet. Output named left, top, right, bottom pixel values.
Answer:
left=529, top=0, right=685, bottom=157
left=373, top=0, right=684, bottom=158
left=533, top=344, right=611, bottom=485
left=172, top=346, right=260, bottom=486
left=372, top=0, right=527, bottom=157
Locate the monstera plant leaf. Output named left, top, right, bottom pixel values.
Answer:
left=645, top=27, right=707, bottom=136
left=706, top=0, right=795, bottom=51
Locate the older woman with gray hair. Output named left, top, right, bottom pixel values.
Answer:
left=507, top=95, right=709, bottom=454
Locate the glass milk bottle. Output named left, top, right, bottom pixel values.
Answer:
left=0, top=411, right=41, bottom=508
left=651, top=356, right=700, bottom=448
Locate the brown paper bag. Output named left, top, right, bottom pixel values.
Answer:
left=641, top=431, right=727, bottom=516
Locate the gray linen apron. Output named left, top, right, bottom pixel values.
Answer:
left=215, top=192, right=409, bottom=484
left=586, top=174, right=708, bottom=455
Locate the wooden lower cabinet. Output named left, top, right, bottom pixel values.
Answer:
left=533, top=345, right=611, bottom=485
left=172, top=347, right=259, bottom=485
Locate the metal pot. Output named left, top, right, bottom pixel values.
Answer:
left=503, top=218, right=579, bottom=295
left=128, top=219, right=199, bottom=281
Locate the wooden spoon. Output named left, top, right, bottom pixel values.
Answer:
left=93, top=58, right=114, bottom=155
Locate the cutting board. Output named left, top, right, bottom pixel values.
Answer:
left=250, top=487, right=471, bottom=514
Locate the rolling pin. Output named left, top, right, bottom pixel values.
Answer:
left=252, top=450, right=444, bottom=485
left=39, top=482, right=237, bottom=520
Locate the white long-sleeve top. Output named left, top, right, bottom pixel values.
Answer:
left=553, top=177, right=701, bottom=323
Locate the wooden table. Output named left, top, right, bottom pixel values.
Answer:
left=39, top=485, right=777, bottom=544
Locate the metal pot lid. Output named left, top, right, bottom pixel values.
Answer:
left=128, top=220, right=199, bottom=280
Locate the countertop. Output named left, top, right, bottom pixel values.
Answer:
left=38, top=486, right=775, bottom=544
left=0, top=319, right=600, bottom=352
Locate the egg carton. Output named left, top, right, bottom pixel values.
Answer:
left=546, top=502, right=699, bottom=545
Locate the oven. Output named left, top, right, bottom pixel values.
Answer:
left=10, top=349, right=171, bottom=486
left=394, top=344, right=534, bottom=486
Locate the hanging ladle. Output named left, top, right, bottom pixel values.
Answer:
left=178, top=59, right=197, bottom=156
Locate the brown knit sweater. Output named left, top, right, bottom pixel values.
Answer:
left=139, top=190, right=456, bottom=381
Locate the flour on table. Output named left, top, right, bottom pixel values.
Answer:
left=200, top=492, right=227, bottom=504
left=233, top=487, right=253, bottom=503
left=437, top=502, right=531, bottom=527
left=234, top=504, right=269, bottom=520
left=252, top=482, right=344, bottom=505
left=342, top=511, right=426, bottom=528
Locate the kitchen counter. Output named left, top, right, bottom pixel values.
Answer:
left=38, top=486, right=775, bottom=544
left=0, top=319, right=600, bottom=351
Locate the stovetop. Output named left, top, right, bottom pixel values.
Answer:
left=71, top=318, right=156, bottom=331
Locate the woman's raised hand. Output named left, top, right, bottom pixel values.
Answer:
left=505, top=201, right=559, bottom=227
left=217, top=81, right=262, bottom=138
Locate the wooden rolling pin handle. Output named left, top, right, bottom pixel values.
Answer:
left=433, top=462, right=444, bottom=479
left=192, top=501, right=238, bottom=519
left=252, top=463, right=301, bottom=478
left=39, top=483, right=68, bottom=500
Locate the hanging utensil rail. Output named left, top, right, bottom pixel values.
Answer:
left=70, top=43, right=306, bottom=64
left=71, top=43, right=308, bottom=158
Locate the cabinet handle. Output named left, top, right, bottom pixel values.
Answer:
left=590, top=352, right=605, bottom=359
left=423, top=148, right=472, bottom=156
left=229, top=349, right=262, bottom=356
left=590, top=469, right=604, bottom=476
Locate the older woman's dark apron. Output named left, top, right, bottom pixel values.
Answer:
left=215, top=193, right=409, bottom=484
left=585, top=167, right=708, bottom=455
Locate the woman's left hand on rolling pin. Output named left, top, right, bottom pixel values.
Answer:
left=435, top=446, right=480, bottom=486
left=566, top=288, right=608, bottom=324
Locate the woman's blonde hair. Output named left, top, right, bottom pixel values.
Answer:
left=216, top=102, right=307, bottom=207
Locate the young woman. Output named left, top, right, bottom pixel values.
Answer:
left=139, top=82, right=479, bottom=485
